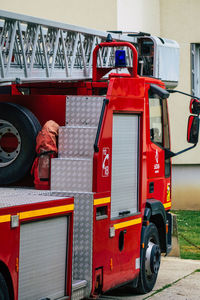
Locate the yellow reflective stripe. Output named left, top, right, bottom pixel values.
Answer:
left=164, top=202, right=171, bottom=209
left=113, top=217, right=142, bottom=230
left=19, top=204, right=74, bottom=220
left=0, top=215, right=11, bottom=223
left=167, top=184, right=171, bottom=202
left=94, top=197, right=111, bottom=206
left=0, top=204, right=74, bottom=223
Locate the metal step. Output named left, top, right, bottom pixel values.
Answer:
left=66, top=96, right=104, bottom=127
left=58, top=126, right=97, bottom=159
left=72, top=280, right=87, bottom=300
left=72, top=280, right=87, bottom=291
left=52, top=96, right=104, bottom=191
left=51, top=158, right=93, bottom=192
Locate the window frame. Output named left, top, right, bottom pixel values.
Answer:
left=191, top=43, right=200, bottom=97
left=149, top=92, right=171, bottom=178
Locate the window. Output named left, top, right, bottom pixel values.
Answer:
left=149, top=96, right=163, bottom=146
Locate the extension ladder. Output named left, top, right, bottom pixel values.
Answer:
left=0, top=10, right=135, bottom=83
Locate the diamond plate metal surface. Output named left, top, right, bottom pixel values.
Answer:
left=51, top=158, right=93, bottom=192
left=50, top=191, right=93, bottom=298
left=67, top=192, right=93, bottom=298
left=58, top=126, right=97, bottom=158
left=0, top=188, right=67, bottom=208
left=71, top=287, right=86, bottom=300
left=66, top=96, right=104, bottom=126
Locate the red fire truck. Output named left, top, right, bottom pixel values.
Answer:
left=0, top=10, right=199, bottom=300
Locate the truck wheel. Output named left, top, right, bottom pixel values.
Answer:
left=136, top=223, right=161, bottom=294
left=0, top=102, right=41, bottom=185
left=0, top=273, right=9, bottom=300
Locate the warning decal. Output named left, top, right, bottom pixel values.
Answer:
left=102, top=147, right=110, bottom=177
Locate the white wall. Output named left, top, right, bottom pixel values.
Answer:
left=172, top=165, right=200, bottom=209
left=1, top=0, right=162, bottom=36
left=1, top=0, right=161, bottom=34
left=160, top=0, right=200, bottom=164
left=0, top=0, right=117, bottom=31
left=117, top=0, right=160, bottom=35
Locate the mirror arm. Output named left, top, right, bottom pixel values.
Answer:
left=167, top=89, right=200, bottom=100
left=165, top=144, right=197, bottom=159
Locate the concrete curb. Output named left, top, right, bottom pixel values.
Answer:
left=168, top=213, right=180, bottom=257
left=145, top=257, right=200, bottom=299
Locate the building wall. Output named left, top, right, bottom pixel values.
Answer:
left=0, top=0, right=117, bottom=31
left=172, top=165, right=200, bottom=210
left=1, top=0, right=161, bottom=34
left=117, top=0, right=160, bottom=35
left=160, top=0, right=200, bottom=164
left=160, top=0, right=200, bottom=209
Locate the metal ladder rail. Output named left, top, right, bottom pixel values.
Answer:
left=0, top=10, right=135, bottom=83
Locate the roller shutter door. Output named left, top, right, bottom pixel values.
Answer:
left=18, top=216, right=68, bottom=300
left=111, top=114, right=139, bottom=219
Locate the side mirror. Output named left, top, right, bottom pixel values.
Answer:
left=165, top=115, right=199, bottom=159
left=187, top=115, right=199, bottom=144
left=190, top=98, right=200, bottom=114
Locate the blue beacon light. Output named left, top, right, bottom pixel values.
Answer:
left=115, top=50, right=126, bottom=67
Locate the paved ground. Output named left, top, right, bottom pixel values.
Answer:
left=98, top=257, right=200, bottom=300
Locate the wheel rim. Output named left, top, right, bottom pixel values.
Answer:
left=145, top=239, right=161, bottom=278
left=0, top=119, right=21, bottom=167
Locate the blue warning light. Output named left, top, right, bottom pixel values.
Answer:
left=115, top=50, right=126, bottom=67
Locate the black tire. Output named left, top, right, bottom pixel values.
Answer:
left=0, top=102, right=41, bottom=185
left=136, top=223, right=161, bottom=294
left=0, top=273, right=9, bottom=300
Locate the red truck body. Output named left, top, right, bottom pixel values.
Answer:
left=0, top=190, right=74, bottom=299
left=0, top=41, right=174, bottom=299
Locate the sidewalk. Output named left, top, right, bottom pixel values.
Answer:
left=99, top=257, right=200, bottom=300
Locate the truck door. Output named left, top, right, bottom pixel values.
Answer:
left=109, top=112, right=142, bottom=285
left=92, top=91, right=145, bottom=293
left=111, top=113, right=139, bottom=218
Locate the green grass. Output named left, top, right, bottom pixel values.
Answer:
left=172, top=210, right=200, bottom=260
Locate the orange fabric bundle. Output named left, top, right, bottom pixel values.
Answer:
left=31, top=120, right=59, bottom=189
left=36, top=120, right=59, bottom=154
